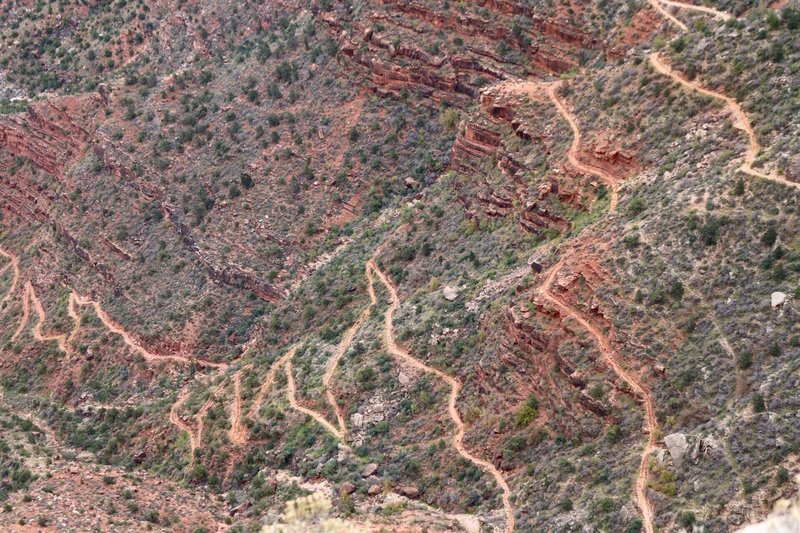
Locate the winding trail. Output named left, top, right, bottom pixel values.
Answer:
left=247, top=346, right=297, bottom=420
left=658, top=0, right=731, bottom=21
left=648, top=0, right=689, bottom=30
left=170, top=379, right=227, bottom=457
left=367, top=258, right=515, bottom=533
left=546, top=82, right=621, bottom=215
left=169, top=390, right=198, bottom=454
left=538, top=259, right=657, bottom=533
left=71, top=293, right=227, bottom=369
left=321, top=267, right=376, bottom=439
left=650, top=53, right=799, bottom=191
left=285, top=356, right=346, bottom=440
left=244, top=345, right=349, bottom=443
left=229, top=364, right=252, bottom=446
left=19, top=281, right=72, bottom=355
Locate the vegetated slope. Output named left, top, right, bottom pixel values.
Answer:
left=1, top=0, right=799, bottom=531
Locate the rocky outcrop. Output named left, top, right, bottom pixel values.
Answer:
left=0, top=95, right=101, bottom=179
left=582, top=138, right=638, bottom=179
left=450, top=121, right=502, bottom=172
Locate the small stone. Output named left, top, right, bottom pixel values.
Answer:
left=443, top=286, right=458, bottom=301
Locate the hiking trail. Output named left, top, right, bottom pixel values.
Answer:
left=321, top=266, right=376, bottom=439
left=368, top=258, right=515, bottom=533
left=546, top=81, right=621, bottom=215
left=650, top=53, right=799, bottom=191
left=228, top=364, right=252, bottom=446
left=539, top=259, right=658, bottom=533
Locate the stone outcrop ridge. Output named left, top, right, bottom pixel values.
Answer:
left=0, top=96, right=101, bottom=179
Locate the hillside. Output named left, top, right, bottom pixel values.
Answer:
left=1, top=0, right=798, bottom=531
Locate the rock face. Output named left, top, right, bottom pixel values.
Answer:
left=664, top=433, right=689, bottom=470
left=736, top=496, right=800, bottom=533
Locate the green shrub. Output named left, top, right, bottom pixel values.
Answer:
left=752, top=393, right=766, bottom=413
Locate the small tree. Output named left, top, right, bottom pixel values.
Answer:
left=752, top=393, right=766, bottom=413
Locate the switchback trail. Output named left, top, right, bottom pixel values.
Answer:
left=169, top=390, right=198, bottom=454
left=247, top=347, right=297, bottom=421
left=546, top=81, right=621, bottom=215
left=228, top=365, right=252, bottom=446
left=658, top=0, right=731, bottom=21
left=244, top=345, right=348, bottom=443
left=71, top=293, right=228, bottom=369
left=368, top=258, right=516, bottom=533
left=539, top=260, right=658, bottom=533
left=285, top=356, right=346, bottom=440
left=170, top=379, right=227, bottom=456
left=17, top=281, right=72, bottom=355
left=650, top=53, right=799, bottom=191
left=321, top=266, right=376, bottom=439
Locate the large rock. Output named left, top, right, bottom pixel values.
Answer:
left=361, top=463, right=379, bottom=478
left=771, top=292, right=788, bottom=307
left=443, top=286, right=459, bottom=301
left=664, top=433, right=689, bottom=470
left=340, top=482, right=356, bottom=495
left=399, top=485, right=420, bottom=499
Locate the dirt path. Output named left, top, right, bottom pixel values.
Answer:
left=0, top=247, right=20, bottom=307
left=247, top=347, right=297, bottom=420
left=228, top=365, right=252, bottom=446
left=650, top=53, right=799, bottom=191
left=19, top=282, right=72, bottom=355
left=367, top=259, right=515, bottom=533
left=546, top=82, right=621, bottom=215
left=169, top=390, right=198, bottom=454
left=71, top=293, right=227, bottom=369
left=539, top=259, right=657, bottom=533
left=658, top=0, right=731, bottom=20
left=648, top=0, right=689, bottom=30
left=169, top=378, right=227, bottom=457
left=196, top=381, right=226, bottom=447
left=322, top=268, right=376, bottom=439
left=285, top=356, right=346, bottom=440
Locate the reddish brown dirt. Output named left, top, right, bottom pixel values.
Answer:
left=539, top=258, right=658, bottom=533
left=228, top=364, right=252, bottom=446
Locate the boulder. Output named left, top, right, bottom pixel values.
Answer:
left=399, top=485, right=420, bottom=498
left=368, top=484, right=382, bottom=496
left=443, top=286, right=458, bottom=301
left=229, top=501, right=250, bottom=516
left=771, top=292, right=788, bottom=307
left=362, top=463, right=379, bottom=478
left=664, top=433, right=689, bottom=470
left=340, top=482, right=356, bottom=495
